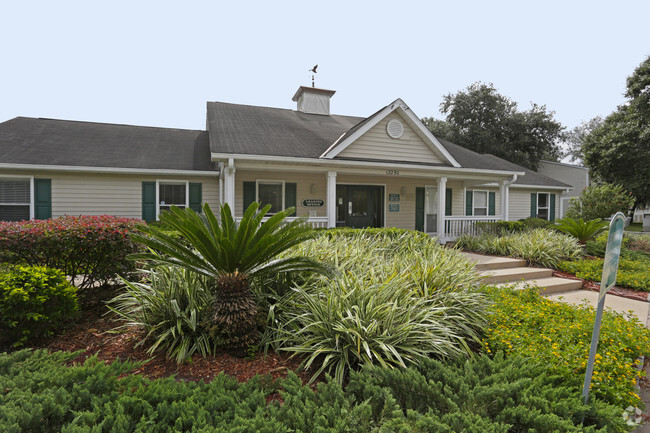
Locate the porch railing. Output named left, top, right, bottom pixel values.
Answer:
left=444, top=216, right=502, bottom=240
left=235, top=216, right=329, bottom=229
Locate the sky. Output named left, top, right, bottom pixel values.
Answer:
left=1, top=1, right=649, bottom=137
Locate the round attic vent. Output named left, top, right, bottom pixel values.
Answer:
left=386, top=119, right=404, bottom=139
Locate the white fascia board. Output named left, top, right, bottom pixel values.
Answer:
left=0, top=163, right=220, bottom=177
left=510, top=183, right=571, bottom=190
left=210, top=152, right=524, bottom=178
left=319, top=99, right=461, bottom=168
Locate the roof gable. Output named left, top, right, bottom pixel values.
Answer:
left=320, top=99, right=460, bottom=167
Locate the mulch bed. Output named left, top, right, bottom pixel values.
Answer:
left=552, top=270, right=649, bottom=302
left=19, top=302, right=316, bottom=387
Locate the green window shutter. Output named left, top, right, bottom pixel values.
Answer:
left=142, top=181, right=156, bottom=222
left=550, top=194, right=556, bottom=222
left=465, top=190, right=473, bottom=216
left=285, top=183, right=297, bottom=216
left=243, top=181, right=256, bottom=212
left=488, top=192, right=496, bottom=216
left=445, top=188, right=452, bottom=216
left=530, top=193, right=537, bottom=218
left=34, top=178, right=52, bottom=220
left=189, top=183, right=202, bottom=213
left=415, top=187, right=424, bottom=231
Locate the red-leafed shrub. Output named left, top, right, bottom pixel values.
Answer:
left=0, top=215, right=142, bottom=289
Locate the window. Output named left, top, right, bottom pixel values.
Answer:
left=0, top=178, right=31, bottom=221
left=257, top=181, right=284, bottom=214
left=158, top=182, right=188, bottom=214
left=472, top=191, right=488, bottom=216
left=537, top=193, right=549, bottom=220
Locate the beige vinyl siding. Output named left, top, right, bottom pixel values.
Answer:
left=0, top=170, right=219, bottom=219
left=509, top=188, right=559, bottom=221
left=235, top=170, right=328, bottom=217
left=447, top=180, right=464, bottom=217
left=336, top=112, right=444, bottom=165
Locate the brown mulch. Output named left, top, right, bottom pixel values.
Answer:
left=22, top=304, right=316, bottom=387
left=552, top=270, right=649, bottom=302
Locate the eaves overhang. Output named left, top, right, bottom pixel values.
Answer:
left=0, top=163, right=221, bottom=177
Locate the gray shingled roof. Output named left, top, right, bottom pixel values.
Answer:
left=0, top=117, right=213, bottom=171
left=207, top=101, right=365, bottom=158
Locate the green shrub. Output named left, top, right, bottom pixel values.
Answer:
left=108, top=264, right=214, bottom=363
left=267, top=229, right=486, bottom=384
left=0, top=265, right=78, bottom=347
left=554, top=217, right=609, bottom=244
left=483, top=287, right=650, bottom=408
left=0, top=349, right=630, bottom=432
left=0, top=215, right=141, bottom=290
left=476, top=220, right=525, bottom=235
left=519, top=216, right=553, bottom=230
left=556, top=257, right=650, bottom=292
left=455, top=228, right=583, bottom=267
left=565, top=183, right=635, bottom=220
left=347, top=353, right=628, bottom=432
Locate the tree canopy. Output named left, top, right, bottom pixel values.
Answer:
left=583, top=55, right=650, bottom=208
left=422, top=82, right=564, bottom=170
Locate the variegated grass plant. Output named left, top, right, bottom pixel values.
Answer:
left=108, top=264, right=214, bottom=363
left=455, top=228, right=583, bottom=268
left=265, top=229, right=487, bottom=384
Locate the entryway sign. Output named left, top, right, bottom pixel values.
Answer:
left=581, top=212, right=626, bottom=406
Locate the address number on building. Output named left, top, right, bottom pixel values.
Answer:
left=386, top=170, right=400, bottom=176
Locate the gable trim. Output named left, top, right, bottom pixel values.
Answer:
left=319, top=99, right=461, bottom=168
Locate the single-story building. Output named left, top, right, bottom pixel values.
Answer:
left=0, top=85, right=573, bottom=241
left=537, top=160, right=589, bottom=218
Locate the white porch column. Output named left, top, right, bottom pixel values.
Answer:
left=437, top=176, right=447, bottom=240
left=326, top=171, right=337, bottom=228
left=224, top=158, right=236, bottom=216
left=500, top=179, right=510, bottom=221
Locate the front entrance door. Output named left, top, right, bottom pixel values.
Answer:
left=336, top=185, right=384, bottom=228
left=424, top=186, right=438, bottom=233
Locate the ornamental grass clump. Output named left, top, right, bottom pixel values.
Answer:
left=108, top=264, right=214, bottom=363
left=266, top=229, right=486, bottom=384
left=456, top=228, right=583, bottom=267
left=483, top=287, right=650, bottom=408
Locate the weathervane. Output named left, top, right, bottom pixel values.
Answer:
left=308, top=64, right=318, bottom=87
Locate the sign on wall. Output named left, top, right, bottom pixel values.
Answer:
left=388, top=204, right=400, bottom=212
left=302, top=199, right=324, bottom=207
left=388, top=193, right=400, bottom=202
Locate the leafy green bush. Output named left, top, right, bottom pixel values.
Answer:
left=483, top=287, right=650, bottom=408
left=557, top=257, right=650, bottom=291
left=476, top=220, right=525, bottom=235
left=565, top=183, right=635, bottom=220
left=0, top=215, right=141, bottom=290
left=267, top=229, right=486, bottom=384
left=519, top=216, right=553, bottom=230
left=0, top=349, right=630, bottom=432
left=455, top=228, right=583, bottom=267
left=347, top=354, right=628, bottom=432
left=0, top=265, right=77, bottom=347
left=108, top=264, right=214, bottom=363
left=554, top=217, right=609, bottom=244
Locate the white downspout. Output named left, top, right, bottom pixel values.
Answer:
left=500, top=174, right=517, bottom=221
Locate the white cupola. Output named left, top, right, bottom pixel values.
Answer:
left=292, top=86, right=336, bottom=115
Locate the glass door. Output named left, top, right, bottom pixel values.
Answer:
left=424, top=186, right=438, bottom=233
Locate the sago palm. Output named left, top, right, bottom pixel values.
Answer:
left=131, top=202, right=329, bottom=354
left=554, top=217, right=609, bottom=244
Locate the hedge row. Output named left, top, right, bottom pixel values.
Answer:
left=0, top=349, right=630, bottom=432
left=0, top=215, right=142, bottom=289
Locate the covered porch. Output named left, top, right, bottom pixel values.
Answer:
left=219, top=158, right=521, bottom=243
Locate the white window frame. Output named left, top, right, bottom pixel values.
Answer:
left=256, top=180, right=285, bottom=214
left=536, top=192, right=550, bottom=221
left=0, top=175, right=34, bottom=221
left=156, top=180, right=189, bottom=220
left=471, top=190, right=489, bottom=216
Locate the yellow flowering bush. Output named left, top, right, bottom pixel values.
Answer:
left=484, top=287, right=650, bottom=408
left=557, top=257, right=650, bottom=292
